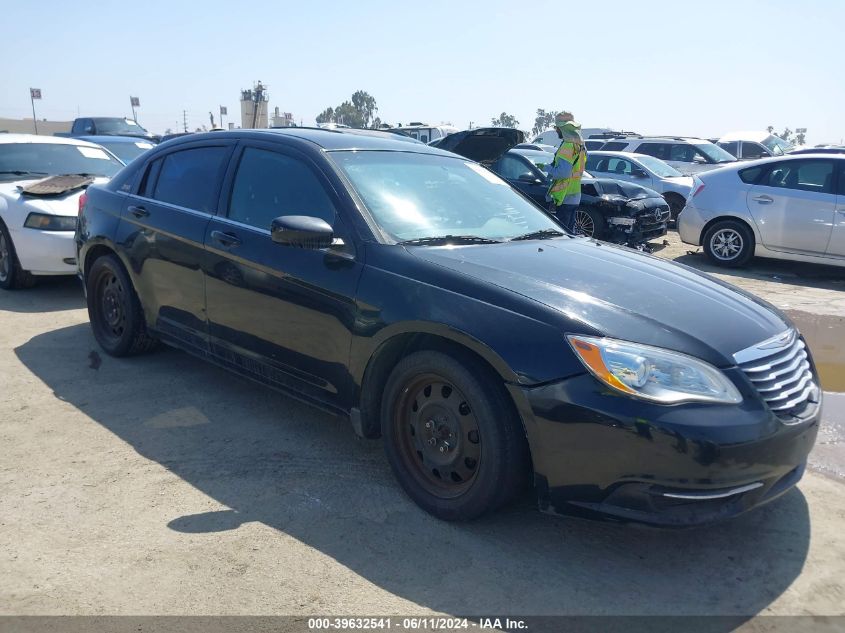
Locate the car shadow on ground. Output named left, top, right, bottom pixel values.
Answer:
left=0, top=276, right=85, bottom=313
left=15, top=324, right=812, bottom=620
left=669, top=251, right=845, bottom=290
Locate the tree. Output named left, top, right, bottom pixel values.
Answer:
left=491, top=112, right=520, bottom=128
left=316, top=107, right=335, bottom=125
left=532, top=109, right=557, bottom=136
left=766, top=125, right=807, bottom=145
left=351, top=90, right=378, bottom=128
left=315, top=91, right=379, bottom=128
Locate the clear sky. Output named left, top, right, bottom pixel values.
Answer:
left=2, top=0, right=842, bottom=144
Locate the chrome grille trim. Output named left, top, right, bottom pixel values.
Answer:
left=734, top=329, right=818, bottom=421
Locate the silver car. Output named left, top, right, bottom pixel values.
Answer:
left=585, top=151, right=694, bottom=219
left=678, top=154, right=845, bottom=268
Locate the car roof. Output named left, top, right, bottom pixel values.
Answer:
left=0, top=133, right=102, bottom=147
left=74, top=135, right=155, bottom=144
left=163, top=128, right=449, bottom=155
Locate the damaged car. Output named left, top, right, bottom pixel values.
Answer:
left=0, top=134, right=123, bottom=289
left=433, top=129, right=669, bottom=246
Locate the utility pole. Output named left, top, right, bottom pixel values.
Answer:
left=183, top=110, right=188, bottom=133
left=29, top=88, right=42, bottom=134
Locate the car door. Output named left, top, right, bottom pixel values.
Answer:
left=203, top=141, right=364, bottom=410
left=746, top=159, right=836, bottom=255
left=114, top=141, right=235, bottom=351
left=826, top=160, right=845, bottom=257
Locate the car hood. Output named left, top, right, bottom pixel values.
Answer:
left=435, top=127, right=525, bottom=164
left=591, top=178, right=661, bottom=200
left=407, top=238, right=789, bottom=365
left=0, top=177, right=108, bottom=216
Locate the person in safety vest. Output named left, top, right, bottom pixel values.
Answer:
left=544, top=111, right=586, bottom=231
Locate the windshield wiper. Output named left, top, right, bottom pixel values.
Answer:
left=0, top=170, right=49, bottom=176
left=399, top=235, right=502, bottom=246
left=61, top=172, right=97, bottom=177
left=510, top=228, right=566, bottom=241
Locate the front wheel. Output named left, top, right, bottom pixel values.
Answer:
left=381, top=350, right=529, bottom=521
left=702, top=220, right=754, bottom=267
left=87, top=255, right=157, bottom=356
left=0, top=222, right=36, bottom=290
left=573, top=207, right=606, bottom=238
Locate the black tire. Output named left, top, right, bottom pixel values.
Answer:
left=0, top=221, right=36, bottom=290
left=573, top=206, right=606, bottom=238
left=702, top=220, right=754, bottom=268
left=664, top=193, right=686, bottom=222
left=86, top=254, right=157, bottom=356
left=381, top=350, right=529, bottom=521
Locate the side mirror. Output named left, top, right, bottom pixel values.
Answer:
left=632, top=169, right=648, bottom=178
left=270, top=215, right=333, bottom=249
left=518, top=173, right=543, bottom=184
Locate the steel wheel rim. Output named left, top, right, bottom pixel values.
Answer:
left=95, top=272, right=127, bottom=342
left=393, top=373, right=481, bottom=498
left=573, top=210, right=595, bottom=236
left=0, top=232, right=9, bottom=282
left=711, top=228, right=743, bottom=261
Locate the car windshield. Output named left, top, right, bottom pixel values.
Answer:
left=95, top=118, right=149, bottom=135
left=97, top=140, right=154, bottom=164
left=332, top=151, right=562, bottom=243
left=0, top=143, right=124, bottom=179
left=762, top=134, right=792, bottom=156
left=694, top=142, right=737, bottom=164
left=635, top=155, right=683, bottom=178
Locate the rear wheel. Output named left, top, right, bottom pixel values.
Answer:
left=381, top=350, right=529, bottom=521
left=87, top=255, right=157, bottom=356
left=703, top=220, right=754, bottom=267
left=573, top=207, right=606, bottom=238
left=0, top=222, right=36, bottom=290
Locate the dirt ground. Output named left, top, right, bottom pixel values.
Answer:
left=1, top=234, right=844, bottom=619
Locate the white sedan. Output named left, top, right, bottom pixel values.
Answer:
left=0, top=135, right=123, bottom=289
left=584, top=151, right=693, bottom=220
left=678, top=154, right=845, bottom=268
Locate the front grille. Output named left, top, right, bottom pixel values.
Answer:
left=734, top=330, right=819, bottom=421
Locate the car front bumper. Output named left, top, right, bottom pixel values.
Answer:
left=10, top=226, right=77, bottom=275
left=509, top=370, right=821, bottom=527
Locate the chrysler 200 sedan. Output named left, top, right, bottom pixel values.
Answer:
left=77, top=129, right=821, bottom=527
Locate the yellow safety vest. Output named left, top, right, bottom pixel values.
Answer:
left=548, top=141, right=586, bottom=206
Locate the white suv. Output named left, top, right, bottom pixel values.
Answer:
left=598, top=137, right=737, bottom=175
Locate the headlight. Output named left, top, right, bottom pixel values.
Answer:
left=24, top=213, right=78, bottom=231
left=567, top=335, right=742, bottom=405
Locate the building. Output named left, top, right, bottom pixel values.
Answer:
left=271, top=108, right=294, bottom=128
left=240, top=81, right=269, bottom=129
left=0, top=117, right=72, bottom=136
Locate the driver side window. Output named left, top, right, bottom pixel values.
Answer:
left=228, top=147, right=336, bottom=230
left=491, top=155, right=534, bottom=181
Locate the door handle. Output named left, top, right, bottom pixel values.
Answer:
left=210, top=230, right=242, bottom=248
left=752, top=195, right=773, bottom=204
left=128, top=205, right=149, bottom=218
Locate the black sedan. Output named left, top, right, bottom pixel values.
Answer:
left=77, top=128, right=821, bottom=527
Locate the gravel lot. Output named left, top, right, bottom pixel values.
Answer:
left=1, top=232, right=844, bottom=619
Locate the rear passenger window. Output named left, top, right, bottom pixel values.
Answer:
left=719, top=142, right=739, bottom=157
left=637, top=143, right=668, bottom=160
left=762, top=160, right=834, bottom=194
left=152, top=147, right=230, bottom=212
left=228, top=147, right=336, bottom=230
left=739, top=166, right=764, bottom=184
left=601, top=142, right=627, bottom=151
